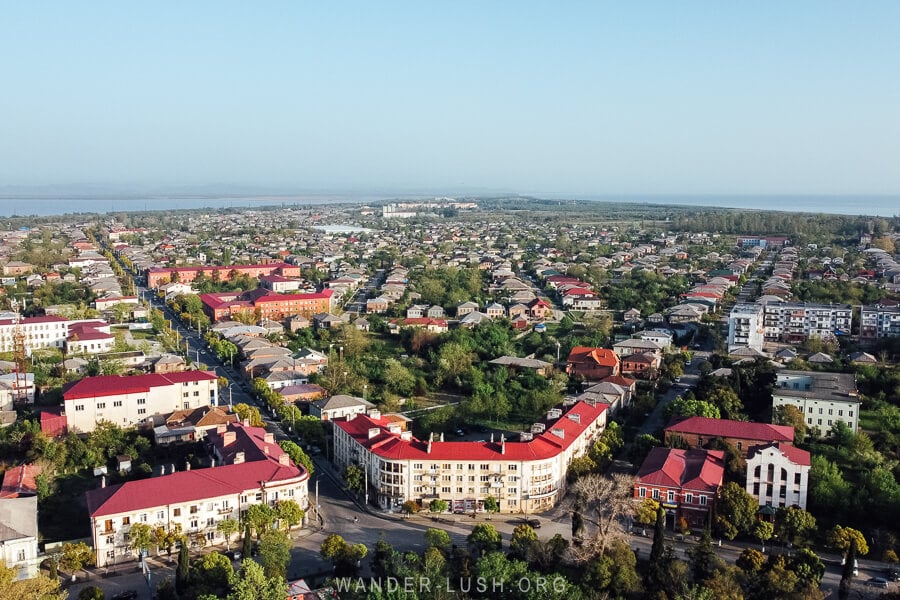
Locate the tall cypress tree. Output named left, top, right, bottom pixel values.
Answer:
left=650, top=505, right=666, bottom=563
left=838, top=537, right=858, bottom=600
left=572, top=492, right=585, bottom=540
left=175, top=536, right=190, bottom=592
left=243, top=522, right=253, bottom=559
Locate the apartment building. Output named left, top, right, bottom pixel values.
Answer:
left=63, top=371, right=219, bottom=433
left=745, top=443, right=810, bottom=510
left=771, top=370, right=860, bottom=433
left=200, top=289, right=335, bottom=322
left=86, top=421, right=309, bottom=567
left=145, top=262, right=301, bottom=288
left=762, top=302, right=852, bottom=343
left=333, top=401, right=607, bottom=513
left=727, top=304, right=765, bottom=352
left=860, top=303, right=900, bottom=341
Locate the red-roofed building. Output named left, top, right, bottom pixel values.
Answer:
left=63, top=371, right=219, bottom=433
left=566, top=346, right=621, bottom=380
left=66, top=321, right=115, bottom=355
left=39, top=407, right=67, bottom=438
left=333, top=401, right=607, bottom=513
left=145, top=262, right=301, bottom=288
left=745, top=442, right=810, bottom=510
left=635, top=448, right=725, bottom=530
left=86, top=420, right=309, bottom=567
left=664, top=416, right=794, bottom=458
left=200, top=288, right=335, bottom=322
left=0, top=464, right=41, bottom=498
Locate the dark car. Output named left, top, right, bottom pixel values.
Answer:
left=886, top=569, right=900, bottom=582
left=111, top=591, right=139, bottom=600
left=866, top=577, right=889, bottom=589
left=523, top=518, right=541, bottom=529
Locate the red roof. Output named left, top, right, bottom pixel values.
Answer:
left=0, top=464, right=41, bottom=498
left=40, top=407, right=68, bottom=437
left=254, top=289, right=333, bottom=303
left=86, top=460, right=304, bottom=518
left=665, top=416, right=794, bottom=444
left=602, top=375, right=636, bottom=388
left=64, top=371, right=216, bottom=400
left=334, top=401, right=606, bottom=462
left=748, top=442, right=811, bottom=466
left=567, top=346, right=620, bottom=368
left=147, top=262, right=292, bottom=274
left=637, top=447, right=725, bottom=493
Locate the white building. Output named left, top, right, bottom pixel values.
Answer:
left=333, top=401, right=607, bottom=513
left=86, top=421, right=309, bottom=567
left=860, top=304, right=900, bottom=341
left=763, top=302, right=853, bottom=344
left=310, top=394, right=375, bottom=421
left=63, top=371, right=219, bottom=433
left=0, top=316, right=115, bottom=356
left=746, top=443, right=810, bottom=510
left=0, top=497, right=39, bottom=580
left=771, top=370, right=860, bottom=433
left=728, top=304, right=765, bottom=352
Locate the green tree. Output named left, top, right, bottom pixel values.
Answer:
left=666, top=397, right=721, bottom=419
left=714, top=482, right=757, bottom=540
left=401, top=500, right=419, bottom=518
left=429, top=499, right=449, bottom=514
left=482, top=496, right=500, bottom=516
left=216, top=518, right=240, bottom=551
left=245, top=503, right=276, bottom=539
left=753, top=520, right=774, bottom=551
left=274, top=499, right=305, bottom=531
left=78, top=586, right=104, bottom=600
left=773, top=404, right=808, bottom=444
left=775, top=506, right=817, bottom=547
left=233, top=403, right=264, bottom=427
left=688, top=529, right=724, bottom=583
left=828, top=526, right=869, bottom=556
left=60, top=541, right=94, bottom=573
left=242, top=523, right=252, bottom=560
left=227, top=559, right=287, bottom=600
left=572, top=492, right=585, bottom=540
left=258, top=529, right=292, bottom=579
left=343, top=464, right=365, bottom=494
left=435, top=342, right=474, bottom=387
left=278, top=439, right=314, bottom=475
left=467, top=523, right=502, bottom=556
left=320, top=534, right=368, bottom=576
left=736, top=548, right=766, bottom=572
left=650, top=505, right=666, bottom=563
left=127, top=522, right=154, bottom=558
left=509, top=524, right=538, bottom=561
left=176, top=537, right=190, bottom=592
left=190, top=551, right=234, bottom=598
left=424, top=528, right=452, bottom=553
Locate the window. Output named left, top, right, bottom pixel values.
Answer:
left=207, top=531, right=215, bottom=541
left=122, top=516, right=131, bottom=525
left=157, top=511, right=165, bottom=520
left=106, top=536, right=114, bottom=545
left=138, top=408, right=147, bottom=415
left=828, top=409, right=833, bottom=415
left=194, top=391, right=200, bottom=397
left=190, top=519, right=198, bottom=528
left=480, top=464, right=489, bottom=470
left=107, top=550, right=115, bottom=559
left=137, top=398, right=146, bottom=405
left=468, top=464, right=475, bottom=471
left=190, top=505, right=199, bottom=514
left=651, top=489, right=660, bottom=500
left=173, top=508, right=181, bottom=517
left=17, top=549, right=25, bottom=561
left=97, top=402, right=106, bottom=409
left=207, top=518, right=215, bottom=527
left=75, top=405, right=84, bottom=412
left=443, top=464, right=451, bottom=469
left=140, top=513, right=148, bottom=522
left=667, top=491, right=674, bottom=502
left=183, top=392, right=189, bottom=398
left=737, top=442, right=743, bottom=451
left=808, top=407, right=813, bottom=413
left=114, top=400, right=122, bottom=407
left=441, top=487, right=451, bottom=493
left=685, top=493, right=693, bottom=504
left=817, top=419, right=822, bottom=425
left=639, top=487, right=646, bottom=498
left=794, top=473, right=801, bottom=485
left=849, top=411, right=854, bottom=417
left=508, top=464, right=517, bottom=471
left=699, top=496, right=708, bottom=505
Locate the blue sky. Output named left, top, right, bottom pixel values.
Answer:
left=1, top=2, right=898, bottom=195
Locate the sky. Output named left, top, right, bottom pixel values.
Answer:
left=1, top=2, right=899, bottom=196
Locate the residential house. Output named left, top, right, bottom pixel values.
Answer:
left=310, top=394, right=375, bottom=421
left=153, top=406, right=237, bottom=446
left=745, top=443, right=810, bottom=510
left=566, top=347, right=620, bottom=380
left=488, top=356, right=554, bottom=377
left=456, top=301, right=479, bottom=317
left=634, top=448, right=725, bottom=531
left=0, top=497, right=39, bottom=579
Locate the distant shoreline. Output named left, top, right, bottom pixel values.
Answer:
left=0, top=194, right=896, bottom=218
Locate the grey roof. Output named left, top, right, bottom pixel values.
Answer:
left=0, top=496, right=38, bottom=542
left=489, top=356, right=553, bottom=370
left=774, top=370, right=859, bottom=403
left=312, top=395, right=375, bottom=411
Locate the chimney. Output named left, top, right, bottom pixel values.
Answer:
left=264, top=432, right=275, bottom=445
left=500, top=434, right=506, bottom=455
left=101, top=475, right=106, bottom=488
left=210, top=458, right=215, bottom=468
left=400, top=431, right=412, bottom=441
left=216, top=423, right=227, bottom=434
left=427, top=434, right=432, bottom=454
left=223, top=431, right=236, bottom=446
left=551, top=428, right=565, bottom=439
left=243, top=418, right=250, bottom=427
left=185, top=462, right=191, bottom=471
left=234, top=452, right=245, bottom=465
left=440, top=432, right=444, bottom=442
left=368, top=427, right=380, bottom=439
left=279, top=452, right=290, bottom=466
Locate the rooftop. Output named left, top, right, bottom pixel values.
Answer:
left=637, top=447, right=725, bottom=493
left=665, top=416, right=794, bottom=444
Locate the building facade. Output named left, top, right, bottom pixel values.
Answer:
left=860, top=304, right=900, bottom=341
left=771, top=370, right=860, bottom=433
left=728, top=304, right=765, bottom=352
left=333, top=401, right=607, bottom=513
left=664, top=416, right=794, bottom=458
left=200, top=289, right=335, bottom=322
left=145, top=263, right=301, bottom=288
left=63, top=371, right=219, bottom=433
left=762, top=303, right=853, bottom=343
left=86, top=422, right=309, bottom=567
left=745, top=443, right=810, bottom=510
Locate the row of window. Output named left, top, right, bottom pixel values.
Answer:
left=638, top=487, right=708, bottom=505
left=413, top=463, right=520, bottom=471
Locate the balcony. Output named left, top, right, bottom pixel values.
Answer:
left=528, top=487, right=559, bottom=500
left=217, top=507, right=233, bottom=515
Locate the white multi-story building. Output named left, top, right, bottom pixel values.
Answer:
left=63, top=371, right=219, bottom=433
left=762, top=303, right=853, bottom=344
left=0, top=315, right=115, bottom=356
left=728, top=304, right=765, bottom=352
left=333, top=401, right=607, bottom=513
left=772, top=370, right=860, bottom=433
left=860, top=304, right=900, bottom=341
left=746, top=443, right=810, bottom=510
left=86, top=421, right=309, bottom=567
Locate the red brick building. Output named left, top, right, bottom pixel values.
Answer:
left=566, top=346, right=621, bottom=380
left=200, top=288, right=334, bottom=322
left=145, top=262, right=300, bottom=288
left=634, top=447, right=725, bottom=530
left=664, top=416, right=794, bottom=458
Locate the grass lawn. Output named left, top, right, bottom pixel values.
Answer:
left=129, top=330, right=157, bottom=340
left=859, top=409, right=880, bottom=433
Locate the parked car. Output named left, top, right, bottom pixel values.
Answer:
left=522, top=518, right=541, bottom=529
left=866, top=577, right=889, bottom=588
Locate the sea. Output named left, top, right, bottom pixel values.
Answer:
left=0, top=194, right=895, bottom=218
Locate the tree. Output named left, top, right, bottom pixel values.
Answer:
left=233, top=403, right=264, bottom=427
left=258, top=529, right=292, bottom=579
left=572, top=473, right=635, bottom=557
left=429, top=499, right=449, bottom=514
left=190, top=551, right=234, bottom=598
left=343, top=464, right=365, bottom=494
left=78, top=586, right=104, bottom=600
left=278, top=440, right=314, bottom=475
left=666, top=397, right=721, bottom=419
left=320, top=534, right=368, bottom=576
left=424, top=528, right=451, bottom=553
left=753, top=520, right=774, bottom=551
left=275, top=500, right=305, bottom=531
left=245, top=503, right=276, bottom=539
left=714, top=482, right=757, bottom=540
left=60, top=541, right=94, bottom=573
left=227, top=559, right=286, bottom=600
left=401, top=500, right=419, bottom=518
left=688, top=529, right=724, bottom=584
left=838, top=536, right=858, bottom=600
left=176, top=537, right=190, bottom=592
left=216, top=518, right=240, bottom=551
left=509, top=524, right=538, bottom=561
left=773, top=404, right=808, bottom=444
left=572, top=492, right=585, bottom=540
left=242, top=523, right=252, bottom=560
left=736, top=548, right=766, bottom=572
left=127, top=522, right=154, bottom=558
left=634, top=497, right=660, bottom=527
left=828, top=525, right=869, bottom=556
left=776, top=506, right=817, bottom=547
left=650, top=505, right=666, bottom=563
left=482, top=496, right=500, bottom=516
left=467, top=523, right=502, bottom=556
